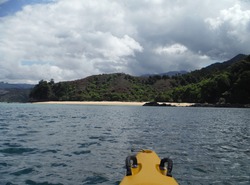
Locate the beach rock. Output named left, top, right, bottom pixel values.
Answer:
left=143, top=102, right=173, bottom=106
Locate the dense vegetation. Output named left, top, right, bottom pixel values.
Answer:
left=2, top=54, right=248, bottom=104
left=29, top=54, right=250, bottom=105
left=29, top=74, right=173, bottom=102
left=169, top=54, right=250, bottom=104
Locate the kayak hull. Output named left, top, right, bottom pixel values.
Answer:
left=120, top=150, right=178, bottom=185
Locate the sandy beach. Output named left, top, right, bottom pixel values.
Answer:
left=33, top=101, right=194, bottom=107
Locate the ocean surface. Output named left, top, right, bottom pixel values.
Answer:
left=0, top=103, right=249, bottom=185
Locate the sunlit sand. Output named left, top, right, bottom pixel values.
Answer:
left=34, top=101, right=194, bottom=107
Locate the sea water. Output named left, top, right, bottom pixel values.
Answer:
left=0, top=103, right=249, bottom=185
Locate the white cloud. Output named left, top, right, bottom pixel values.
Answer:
left=0, top=0, right=249, bottom=83
left=85, top=32, right=143, bottom=59
left=204, top=3, right=250, bottom=57
left=151, top=43, right=212, bottom=72
left=155, top=44, right=188, bottom=55
left=205, top=4, right=250, bottom=32
left=0, top=0, right=142, bottom=83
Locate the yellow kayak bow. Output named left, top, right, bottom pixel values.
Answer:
left=120, top=149, right=178, bottom=185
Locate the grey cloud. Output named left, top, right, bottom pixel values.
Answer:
left=0, top=0, right=249, bottom=83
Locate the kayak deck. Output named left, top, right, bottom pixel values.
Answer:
left=120, top=150, right=178, bottom=185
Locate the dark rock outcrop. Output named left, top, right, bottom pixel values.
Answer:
left=143, top=102, right=173, bottom=106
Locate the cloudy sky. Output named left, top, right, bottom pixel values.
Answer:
left=0, top=0, right=250, bottom=84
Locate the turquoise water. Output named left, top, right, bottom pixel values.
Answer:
left=0, top=103, right=249, bottom=185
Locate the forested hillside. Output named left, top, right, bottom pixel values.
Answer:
left=169, top=54, right=250, bottom=104
left=29, top=74, right=173, bottom=102
left=29, top=54, right=250, bottom=105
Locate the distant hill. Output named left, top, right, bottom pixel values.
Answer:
left=141, top=70, right=188, bottom=77
left=0, top=82, right=34, bottom=89
left=29, top=54, right=250, bottom=105
left=0, top=89, right=31, bottom=102
left=0, top=82, right=34, bottom=102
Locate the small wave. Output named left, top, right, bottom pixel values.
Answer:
left=46, top=120, right=57, bottom=123
left=25, top=180, right=63, bottom=185
left=219, top=145, right=237, bottom=152
left=0, top=162, right=7, bottom=167
left=0, top=147, right=36, bottom=154
left=5, top=182, right=18, bottom=185
left=11, top=168, right=34, bottom=176
left=73, top=150, right=91, bottom=155
left=41, top=150, right=59, bottom=154
left=103, top=132, right=111, bottom=135
left=94, top=126, right=102, bottom=129
left=16, top=133, right=28, bottom=137
left=193, top=167, right=207, bottom=174
left=17, top=125, right=28, bottom=129
left=27, top=130, right=40, bottom=134
left=82, top=175, right=109, bottom=184
left=0, top=127, right=8, bottom=131
left=17, top=114, right=29, bottom=119
left=78, top=142, right=98, bottom=148
left=3, top=143, right=22, bottom=148
left=63, top=154, right=72, bottom=157
left=48, top=132, right=56, bottom=136
left=51, top=163, right=67, bottom=167
left=89, top=136, right=99, bottom=140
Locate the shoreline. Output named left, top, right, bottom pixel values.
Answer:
left=33, top=101, right=146, bottom=106
left=33, top=101, right=195, bottom=107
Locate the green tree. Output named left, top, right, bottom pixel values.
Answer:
left=29, top=80, right=53, bottom=101
left=230, top=71, right=250, bottom=103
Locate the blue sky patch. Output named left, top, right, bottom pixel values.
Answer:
left=0, top=0, right=53, bottom=17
